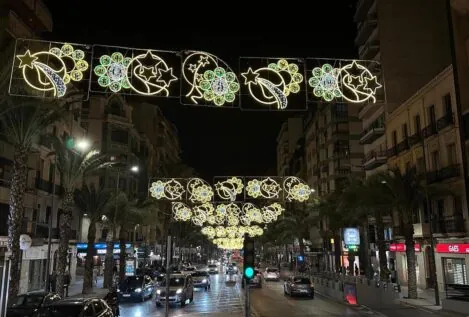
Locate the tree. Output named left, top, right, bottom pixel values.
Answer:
left=379, top=167, right=429, bottom=299
left=74, top=184, right=113, bottom=293
left=0, top=101, right=65, bottom=297
left=53, top=143, right=112, bottom=297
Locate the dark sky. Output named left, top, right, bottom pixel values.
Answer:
left=45, top=1, right=358, bottom=179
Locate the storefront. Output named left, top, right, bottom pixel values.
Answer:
left=435, top=243, right=469, bottom=291
left=76, top=242, right=133, bottom=272
left=390, top=243, right=424, bottom=287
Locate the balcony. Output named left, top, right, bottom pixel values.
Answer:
left=362, top=150, right=387, bottom=170
left=436, top=113, right=454, bottom=132
left=396, top=139, right=409, bottom=154
left=358, top=40, right=380, bottom=60
left=433, top=214, right=466, bottom=235
left=355, top=16, right=378, bottom=46
left=387, top=146, right=397, bottom=157
left=413, top=223, right=431, bottom=237
left=36, top=178, right=52, bottom=192
left=426, top=164, right=461, bottom=184
left=408, top=133, right=423, bottom=147
left=359, top=126, right=384, bottom=144
left=422, top=123, right=437, bottom=139
left=354, top=0, right=375, bottom=21
left=358, top=102, right=381, bottom=120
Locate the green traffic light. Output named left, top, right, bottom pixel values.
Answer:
left=244, top=266, right=254, bottom=279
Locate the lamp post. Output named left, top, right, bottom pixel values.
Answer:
left=44, top=163, right=57, bottom=292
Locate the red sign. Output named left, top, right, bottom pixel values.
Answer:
left=390, top=243, right=421, bottom=252
left=436, top=243, right=469, bottom=254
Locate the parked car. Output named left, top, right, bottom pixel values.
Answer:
left=156, top=274, right=194, bottom=307
left=207, top=264, right=218, bottom=274
left=264, top=268, right=280, bottom=281
left=284, top=276, right=314, bottom=298
left=191, top=271, right=211, bottom=290
left=118, top=275, right=155, bottom=302
left=7, top=291, right=61, bottom=317
left=36, top=298, right=113, bottom=317
left=241, top=269, right=262, bottom=288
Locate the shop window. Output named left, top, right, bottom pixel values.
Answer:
left=443, top=258, right=468, bottom=285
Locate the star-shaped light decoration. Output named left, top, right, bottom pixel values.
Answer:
left=156, top=68, right=178, bottom=87
left=363, top=76, right=382, bottom=94
left=17, top=50, right=38, bottom=69
left=348, top=75, right=363, bottom=89
left=346, top=60, right=363, bottom=76
left=138, top=50, right=160, bottom=67
left=188, top=64, right=197, bottom=73
left=198, top=55, right=209, bottom=67
left=139, top=66, right=156, bottom=81
left=241, top=68, right=259, bottom=85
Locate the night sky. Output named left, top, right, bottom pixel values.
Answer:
left=44, top=1, right=358, bottom=179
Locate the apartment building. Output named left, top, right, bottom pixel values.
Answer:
left=276, top=118, right=303, bottom=177
left=386, top=66, right=469, bottom=291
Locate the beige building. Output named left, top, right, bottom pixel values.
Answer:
left=386, top=65, right=469, bottom=292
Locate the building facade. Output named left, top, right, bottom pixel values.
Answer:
left=276, top=118, right=303, bottom=177
left=386, top=66, right=469, bottom=291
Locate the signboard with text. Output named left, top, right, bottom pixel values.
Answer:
left=389, top=243, right=421, bottom=252
left=436, top=243, right=469, bottom=254
left=343, top=228, right=360, bottom=246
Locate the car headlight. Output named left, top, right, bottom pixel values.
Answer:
left=135, top=288, right=142, bottom=293
left=117, top=289, right=120, bottom=292
left=156, top=289, right=161, bottom=294
left=202, top=279, right=207, bottom=283
left=176, top=288, right=183, bottom=294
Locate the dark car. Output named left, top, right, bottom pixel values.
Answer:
left=7, top=292, right=61, bottom=317
left=241, top=269, right=262, bottom=288
left=154, top=274, right=165, bottom=287
left=156, top=274, right=194, bottom=307
left=118, top=275, right=154, bottom=302
left=191, top=271, right=211, bottom=290
left=36, top=298, right=113, bottom=317
left=284, top=276, right=314, bottom=298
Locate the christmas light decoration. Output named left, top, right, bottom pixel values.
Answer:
left=182, top=51, right=239, bottom=106
left=214, top=177, right=244, bottom=201
left=172, top=202, right=192, bottom=221
left=187, top=178, right=214, bottom=203
left=201, top=227, right=216, bottom=239
left=262, top=203, right=285, bottom=222
left=283, top=177, right=311, bottom=202
left=245, top=177, right=281, bottom=199
left=16, top=43, right=89, bottom=97
left=126, top=50, right=178, bottom=96
left=94, top=52, right=132, bottom=92
left=212, top=238, right=243, bottom=250
left=308, top=61, right=382, bottom=103
left=191, top=203, right=214, bottom=226
left=149, top=179, right=185, bottom=201
left=241, top=59, right=303, bottom=110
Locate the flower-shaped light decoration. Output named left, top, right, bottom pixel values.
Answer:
left=49, top=44, right=89, bottom=84
left=225, top=226, right=238, bottom=239
left=94, top=52, right=132, bottom=92
left=201, top=227, right=216, bottom=239
left=242, top=203, right=263, bottom=225
left=212, top=238, right=243, bottom=250
left=187, top=178, right=214, bottom=203
left=215, top=226, right=226, bottom=237
left=246, top=177, right=281, bottom=199
left=215, top=177, right=244, bottom=201
left=198, top=67, right=240, bottom=106
left=283, top=176, right=311, bottom=202
left=149, top=179, right=185, bottom=201
left=172, top=202, right=192, bottom=222
left=308, top=63, right=341, bottom=102
left=227, top=215, right=239, bottom=226
left=191, top=203, right=214, bottom=226
left=247, top=225, right=264, bottom=237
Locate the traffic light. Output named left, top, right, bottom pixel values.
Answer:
left=243, top=235, right=255, bottom=280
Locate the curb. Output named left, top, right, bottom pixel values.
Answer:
left=399, top=299, right=443, bottom=314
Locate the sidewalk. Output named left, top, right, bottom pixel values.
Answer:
left=399, top=285, right=445, bottom=311
left=67, top=275, right=108, bottom=299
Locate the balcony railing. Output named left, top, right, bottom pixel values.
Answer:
left=36, top=178, right=52, bottom=192
left=362, top=150, right=387, bottom=170
left=396, top=139, right=409, bottom=154
left=359, top=126, right=384, bottom=144
left=422, top=123, right=437, bottom=138
left=387, top=146, right=397, bottom=157
left=436, top=113, right=454, bottom=131
left=354, top=0, right=375, bottom=21
left=355, top=16, right=378, bottom=46
left=408, top=133, right=422, bottom=147
left=433, top=214, right=466, bottom=234
left=426, top=164, right=461, bottom=184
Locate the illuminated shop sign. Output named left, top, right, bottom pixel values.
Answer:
left=436, top=243, right=469, bottom=254
left=389, top=243, right=421, bottom=252
left=76, top=243, right=132, bottom=250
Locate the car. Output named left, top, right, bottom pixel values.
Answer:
left=284, top=276, right=315, bottom=298
left=226, top=264, right=238, bottom=274
left=7, top=291, right=61, bottom=317
left=118, top=275, right=155, bottom=302
left=241, top=269, right=262, bottom=288
left=191, top=271, right=211, bottom=290
left=156, top=274, right=194, bottom=307
left=154, top=274, right=165, bottom=287
left=36, top=298, right=113, bottom=317
left=182, top=266, right=197, bottom=274
left=207, top=264, right=218, bottom=274
left=264, top=268, right=280, bottom=281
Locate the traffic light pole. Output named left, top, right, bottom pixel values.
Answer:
left=244, top=277, right=250, bottom=317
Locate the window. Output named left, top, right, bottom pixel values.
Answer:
left=92, top=300, right=104, bottom=314
left=414, top=115, right=421, bottom=135
left=443, top=93, right=452, bottom=116
left=32, top=209, right=37, bottom=222
left=83, top=304, right=94, bottom=317
left=454, top=196, right=463, bottom=215
left=428, top=105, right=436, bottom=126
left=46, top=207, right=51, bottom=224
left=110, top=129, right=128, bottom=144
left=392, top=130, right=397, bottom=146
left=52, top=126, right=57, bottom=136
left=447, top=143, right=457, bottom=165
left=443, top=258, right=468, bottom=285
left=49, top=163, right=55, bottom=182
left=417, top=157, right=425, bottom=174
left=431, top=151, right=440, bottom=171
left=402, top=123, right=408, bottom=140
left=437, top=199, right=445, bottom=219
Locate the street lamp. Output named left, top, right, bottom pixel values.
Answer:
left=75, top=139, right=91, bottom=152
left=130, top=165, right=139, bottom=173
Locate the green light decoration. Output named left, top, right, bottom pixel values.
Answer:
left=308, top=63, right=341, bottom=102
left=198, top=67, right=240, bottom=106
left=94, top=52, right=131, bottom=93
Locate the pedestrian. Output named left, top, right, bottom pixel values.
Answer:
left=354, top=263, right=359, bottom=276
left=93, top=267, right=98, bottom=286
left=104, top=286, right=120, bottom=316
left=64, top=272, right=71, bottom=297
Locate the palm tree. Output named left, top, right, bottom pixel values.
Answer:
left=53, top=143, right=112, bottom=297
left=0, top=101, right=66, bottom=297
left=379, top=167, right=428, bottom=299
left=74, top=184, right=113, bottom=293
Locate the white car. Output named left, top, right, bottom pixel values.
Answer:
left=182, top=266, right=197, bottom=275
left=264, top=268, right=280, bottom=281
